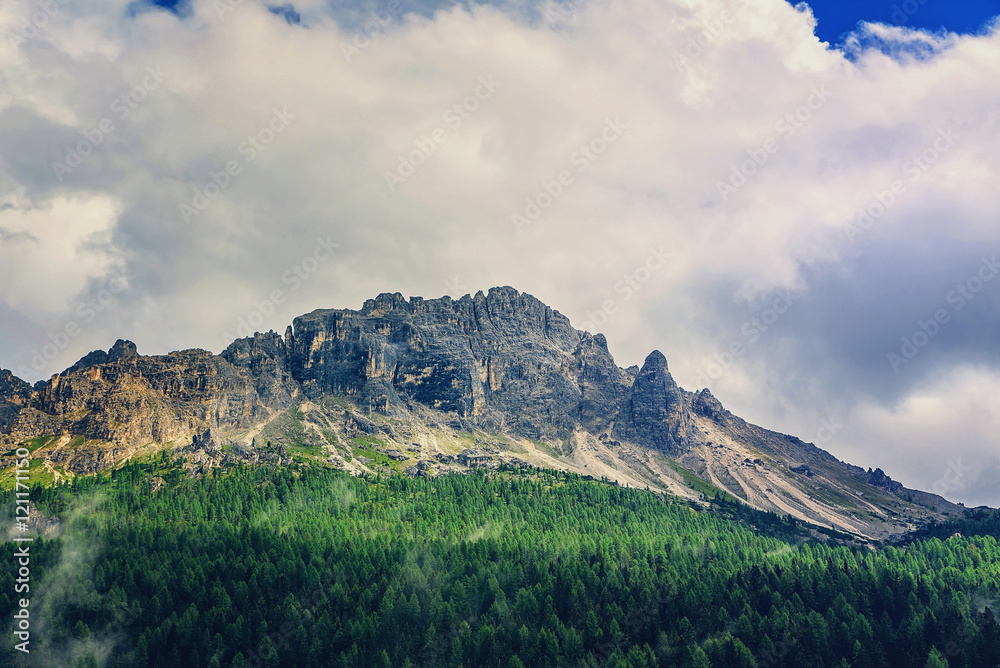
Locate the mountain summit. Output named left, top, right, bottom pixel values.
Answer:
left=0, top=287, right=958, bottom=538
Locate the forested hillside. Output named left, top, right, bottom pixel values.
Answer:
left=2, top=461, right=999, bottom=667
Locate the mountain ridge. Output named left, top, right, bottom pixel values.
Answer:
left=0, top=286, right=963, bottom=539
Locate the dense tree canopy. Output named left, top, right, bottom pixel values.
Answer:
left=2, top=458, right=999, bottom=667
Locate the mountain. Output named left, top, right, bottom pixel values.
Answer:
left=0, top=286, right=961, bottom=539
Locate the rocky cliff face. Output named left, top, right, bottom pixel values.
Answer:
left=612, top=351, right=692, bottom=455
left=0, top=369, right=33, bottom=432
left=0, top=339, right=296, bottom=469
left=285, top=288, right=588, bottom=436
left=0, top=286, right=963, bottom=538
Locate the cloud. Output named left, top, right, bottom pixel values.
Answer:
left=0, top=225, right=39, bottom=244
left=0, top=0, right=998, bottom=503
left=838, top=365, right=1000, bottom=507
left=842, top=21, right=957, bottom=61
left=0, top=195, right=121, bottom=314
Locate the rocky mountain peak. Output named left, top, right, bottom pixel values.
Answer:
left=0, top=368, right=32, bottom=401
left=867, top=467, right=904, bottom=493
left=362, top=292, right=409, bottom=315
left=612, top=349, right=688, bottom=455
left=108, top=339, right=139, bottom=363
left=692, top=388, right=727, bottom=421
left=62, top=339, right=139, bottom=376
left=0, top=287, right=964, bottom=539
left=640, top=349, right=670, bottom=375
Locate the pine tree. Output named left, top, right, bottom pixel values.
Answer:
left=925, top=647, right=949, bottom=668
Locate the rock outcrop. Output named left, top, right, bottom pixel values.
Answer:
left=612, top=351, right=691, bottom=455
left=0, top=369, right=33, bottom=432
left=867, top=467, right=903, bottom=493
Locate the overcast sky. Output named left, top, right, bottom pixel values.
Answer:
left=1, top=0, right=999, bottom=506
